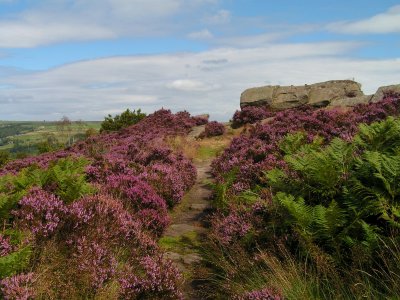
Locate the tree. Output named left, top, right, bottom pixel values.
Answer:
left=56, top=116, right=73, bottom=146
left=100, top=109, right=146, bottom=132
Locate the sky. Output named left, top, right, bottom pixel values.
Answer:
left=0, top=0, right=399, bottom=121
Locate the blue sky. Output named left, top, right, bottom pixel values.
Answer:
left=0, top=0, right=399, bottom=120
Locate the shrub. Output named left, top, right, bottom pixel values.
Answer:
left=119, top=255, right=183, bottom=299
left=191, top=115, right=209, bottom=126
left=0, top=151, right=10, bottom=168
left=0, top=272, right=35, bottom=299
left=14, top=188, right=67, bottom=239
left=212, top=93, right=400, bottom=196
left=206, top=93, right=400, bottom=299
left=200, top=121, right=226, bottom=138
left=236, top=288, right=282, bottom=300
left=232, top=106, right=274, bottom=128
left=0, top=109, right=200, bottom=297
left=100, top=108, right=146, bottom=132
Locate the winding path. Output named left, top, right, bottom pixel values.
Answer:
left=163, top=159, right=213, bottom=299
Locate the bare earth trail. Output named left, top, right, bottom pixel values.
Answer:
left=162, top=158, right=214, bottom=300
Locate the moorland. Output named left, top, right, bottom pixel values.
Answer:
left=0, top=87, right=400, bottom=299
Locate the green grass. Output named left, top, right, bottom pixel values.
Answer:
left=159, top=231, right=200, bottom=254
left=197, top=144, right=225, bottom=160
left=0, top=121, right=101, bottom=153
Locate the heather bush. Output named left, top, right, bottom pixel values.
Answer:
left=119, top=255, right=183, bottom=299
left=14, top=188, right=67, bottom=239
left=206, top=93, right=400, bottom=299
left=0, top=109, right=199, bottom=297
left=0, top=235, right=13, bottom=257
left=0, top=157, right=92, bottom=224
left=212, top=93, right=400, bottom=196
left=232, top=106, right=274, bottom=128
left=191, top=115, right=209, bottom=126
left=211, top=209, right=252, bottom=245
left=104, top=174, right=169, bottom=234
left=236, top=288, right=282, bottom=300
left=73, top=238, right=117, bottom=289
left=0, top=272, right=35, bottom=300
left=200, top=121, right=226, bottom=138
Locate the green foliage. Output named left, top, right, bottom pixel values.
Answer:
left=209, top=168, right=238, bottom=210
left=0, top=123, right=34, bottom=139
left=0, top=157, right=94, bottom=222
left=0, top=246, right=32, bottom=278
left=278, top=131, right=323, bottom=156
left=354, top=116, right=400, bottom=152
left=36, top=135, right=64, bottom=154
left=100, top=108, right=146, bottom=132
left=0, top=230, right=32, bottom=279
left=0, top=121, right=101, bottom=156
left=0, top=150, right=10, bottom=167
left=266, top=117, right=400, bottom=262
left=43, top=157, right=94, bottom=204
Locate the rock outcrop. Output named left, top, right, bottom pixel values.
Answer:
left=370, top=84, right=400, bottom=103
left=240, top=80, right=396, bottom=111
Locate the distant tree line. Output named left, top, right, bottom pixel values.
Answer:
left=0, top=124, right=35, bottom=139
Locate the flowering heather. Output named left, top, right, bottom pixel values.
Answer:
left=119, top=255, right=183, bottom=299
left=67, top=194, right=156, bottom=251
left=0, top=235, right=13, bottom=257
left=144, top=162, right=188, bottom=207
left=104, top=174, right=169, bottom=234
left=192, top=115, right=209, bottom=126
left=0, top=273, right=35, bottom=300
left=212, top=93, right=400, bottom=194
left=0, top=109, right=199, bottom=296
left=232, top=106, right=275, bottom=128
left=207, top=92, right=400, bottom=299
left=235, top=288, right=282, bottom=300
left=200, top=121, right=226, bottom=138
left=211, top=209, right=252, bottom=245
left=73, top=238, right=117, bottom=289
left=14, top=188, right=67, bottom=239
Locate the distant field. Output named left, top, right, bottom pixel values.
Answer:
left=0, top=120, right=101, bottom=154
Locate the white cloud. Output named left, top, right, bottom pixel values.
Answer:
left=0, top=41, right=399, bottom=121
left=204, top=9, right=231, bottom=24
left=188, top=29, right=214, bottom=40
left=167, top=79, right=218, bottom=91
left=0, top=23, right=115, bottom=48
left=328, top=5, right=400, bottom=34
left=0, top=0, right=216, bottom=48
left=211, top=32, right=283, bottom=47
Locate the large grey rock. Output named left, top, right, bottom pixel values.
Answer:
left=240, top=80, right=364, bottom=110
left=329, top=95, right=373, bottom=107
left=240, top=85, right=276, bottom=107
left=370, top=84, right=400, bottom=103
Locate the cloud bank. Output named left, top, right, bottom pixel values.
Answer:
left=1, top=41, right=399, bottom=121
left=0, top=2, right=399, bottom=121
left=329, top=5, right=400, bottom=34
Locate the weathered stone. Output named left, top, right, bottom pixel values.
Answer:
left=329, top=95, right=373, bottom=107
left=370, top=84, right=400, bottom=103
left=307, top=80, right=363, bottom=106
left=240, top=85, right=277, bottom=107
left=240, top=80, right=364, bottom=110
left=272, top=85, right=309, bottom=110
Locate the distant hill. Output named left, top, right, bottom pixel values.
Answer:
left=0, top=120, right=101, bottom=155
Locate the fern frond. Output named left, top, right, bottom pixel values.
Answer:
left=0, top=246, right=32, bottom=279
